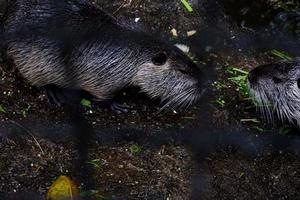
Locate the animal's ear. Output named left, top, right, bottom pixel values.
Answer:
left=151, top=52, right=167, bottom=66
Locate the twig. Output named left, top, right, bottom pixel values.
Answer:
left=10, top=120, right=45, bottom=155
left=113, top=0, right=133, bottom=15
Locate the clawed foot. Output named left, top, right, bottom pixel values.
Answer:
left=97, top=100, right=130, bottom=113
left=44, top=85, right=130, bottom=113
left=44, top=85, right=88, bottom=107
left=44, top=85, right=67, bottom=106
left=110, top=101, right=130, bottom=113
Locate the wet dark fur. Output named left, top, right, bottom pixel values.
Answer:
left=248, top=59, right=300, bottom=125
left=2, top=0, right=206, bottom=109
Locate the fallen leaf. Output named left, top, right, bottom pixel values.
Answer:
left=47, top=176, right=79, bottom=200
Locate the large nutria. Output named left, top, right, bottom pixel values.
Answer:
left=247, top=59, right=300, bottom=125
left=2, top=0, right=207, bottom=110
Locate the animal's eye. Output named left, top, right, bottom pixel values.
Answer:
left=297, top=78, right=300, bottom=89
left=272, top=76, right=282, bottom=84
left=152, top=52, right=167, bottom=66
left=178, top=69, right=189, bottom=75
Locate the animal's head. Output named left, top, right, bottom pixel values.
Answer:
left=247, top=59, right=300, bottom=125
left=133, top=44, right=208, bottom=109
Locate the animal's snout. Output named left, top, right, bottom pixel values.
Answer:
left=196, top=69, right=211, bottom=90
left=248, top=62, right=291, bottom=86
left=247, top=70, right=257, bottom=84
left=247, top=65, right=269, bottom=85
left=248, top=63, right=280, bottom=85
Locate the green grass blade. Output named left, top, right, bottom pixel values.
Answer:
left=0, top=105, right=5, bottom=113
left=271, top=49, right=292, bottom=60
left=181, top=0, right=193, bottom=12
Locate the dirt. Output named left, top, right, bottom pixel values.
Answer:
left=0, top=0, right=300, bottom=199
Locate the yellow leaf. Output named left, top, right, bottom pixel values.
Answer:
left=47, top=176, right=79, bottom=200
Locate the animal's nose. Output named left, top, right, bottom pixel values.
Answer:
left=247, top=70, right=257, bottom=84
left=197, top=69, right=211, bottom=88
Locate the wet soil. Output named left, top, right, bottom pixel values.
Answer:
left=1, top=0, right=300, bottom=199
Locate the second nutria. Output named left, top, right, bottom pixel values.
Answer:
left=247, top=58, right=300, bottom=125
left=3, top=0, right=207, bottom=110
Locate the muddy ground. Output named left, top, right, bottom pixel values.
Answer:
left=0, top=0, right=300, bottom=199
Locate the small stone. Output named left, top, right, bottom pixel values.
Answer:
left=134, top=17, right=140, bottom=23
left=187, top=30, right=197, bottom=36
left=175, top=44, right=190, bottom=53
left=170, top=28, right=178, bottom=37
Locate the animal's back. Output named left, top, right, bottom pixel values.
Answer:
left=4, top=0, right=131, bottom=99
left=5, top=0, right=115, bottom=34
left=5, top=0, right=69, bottom=87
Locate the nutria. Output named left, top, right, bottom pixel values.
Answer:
left=247, top=58, right=300, bottom=125
left=2, top=0, right=207, bottom=110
